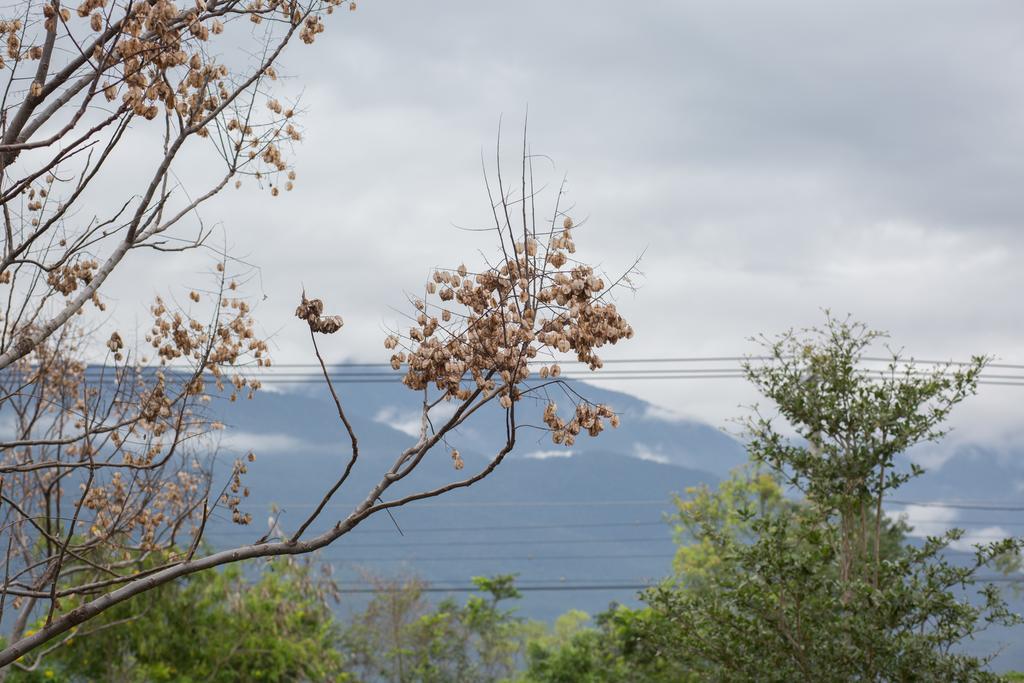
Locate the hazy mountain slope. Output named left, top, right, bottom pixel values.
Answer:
left=201, top=373, right=738, bottom=621
left=215, top=367, right=748, bottom=474
left=199, top=373, right=1024, bottom=670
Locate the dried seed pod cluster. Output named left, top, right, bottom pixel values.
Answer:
left=46, top=259, right=99, bottom=296
left=146, top=291, right=268, bottom=402
left=0, top=283, right=273, bottom=586
left=296, top=294, right=344, bottom=334
left=450, top=448, right=464, bottom=470
left=222, top=456, right=254, bottom=525
left=542, top=401, right=619, bottom=447
left=2, top=327, right=212, bottom=572
left=3, top=0, right=353, bottom=204
left=81, top=466, right=204, bottom=550
left=386, top=216, right=632, bottom=448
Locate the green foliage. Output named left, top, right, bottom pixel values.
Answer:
left=8, top=558, right=347, bottom=682
left=670, top=465, right=911, bottom=587
left=646, top=511, right=1021, bottom=681
left=639, top=316, right=1023, bottom=681
left=670, top=465, right=796, bottom=585
left=341, top=573, right=534, bottom=683
left=7, top=569, right=538, bottom=683
left=743, top=317, right=983, bottom=520
left=520, top=605, right=692, bottom=683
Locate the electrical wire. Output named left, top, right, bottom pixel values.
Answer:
left=258, top=498, right=1024, bottom=512
left=203, top=519, right=670, bottom=536
left=21, top=354, right=1024, bottom=389
left=317, top=552, right=678, bottom=563
left=330, top=583, right=653, bottom=594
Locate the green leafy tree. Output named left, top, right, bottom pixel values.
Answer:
left=670, top=465, right=795, bottom=585
left=341, top=574, right=533, bottom=683
left=6, top=558, right=347, bottom=682
left=670, top=465, right=910, bottom=587
left=521, top=605, right=691, bottom=683
left=641, top=316, right=1022, bottom=681
left=522, top=466, right=910, bottom=683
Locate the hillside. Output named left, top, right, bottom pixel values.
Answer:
left=202, top=370, right=1024, bottom=669
left=203, top=370, right=743, bottom=621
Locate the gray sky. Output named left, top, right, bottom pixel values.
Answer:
left=107, top=0, right=1024, bottom=456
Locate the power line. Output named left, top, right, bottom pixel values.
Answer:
left=237, top=530, right=1020, bottom=549
left=316, top=545, right=1021, bottom=564
left=231, top=370, right=1024, bottom=381
left=63, top=356, right=1024, bottom=370
left=239, top=374, right=753, bottom=384
left=319, top=552, right=677, bottom=563
left=329, top=579, right=1024, bottom=593
left=262, top=499, right=674, bottom=510
left=971, top=575, right=1024, bottom=583
left=330, top=583, right=653, bottom=594
left=18, top=355, right=1024, bottom=388
left=65, top=369, right=1024, bottom=385
left=205, top=520, right=670, bottom=536
left=263, top=498, right=1024, bottom=512
left=263, top=536, right=675, bottom=550
left=328, top=577, right=1024, bottom=593
left=66, top=367, right=1021, bottom=378
left=332, top=576, right=659, bottom=585
left=13, top=355, right=1022, bottom=396
left=239, top=378, right=1024, bottom=387
left=196, top=369, right=749, bottom=377
left=888, top=500, right=1024, bottom=513
left=898, top=519, right=1024, bottom=528
left=203, top=516, right=1024, bottom=544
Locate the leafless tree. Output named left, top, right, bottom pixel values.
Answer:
left=0, top=134, right=636, bottom=669
left=0, top=0, right=637, bottom=669
left=0, top=0, right=341, bottom=371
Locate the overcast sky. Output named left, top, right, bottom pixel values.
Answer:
left=106, top=0, right=1024, bottom=456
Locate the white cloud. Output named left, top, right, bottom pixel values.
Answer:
left=643, top=404, right=687, bottom=423
left=891, top=505, right=1016, bottom=552
left=948, top=526, right=1015, bottom=553
left=429, top=402, right=459, bottom=423
left=374, top=403, right=460, bottom=438
left=893, top=504, right=960, bottom=535
left=218, top=430, right=312, bottom=454
left=523, top=449, right=574, bottom=460
left=373, top=407, right=422, bottom=438
left=632, top=443, right=671, bottom=465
